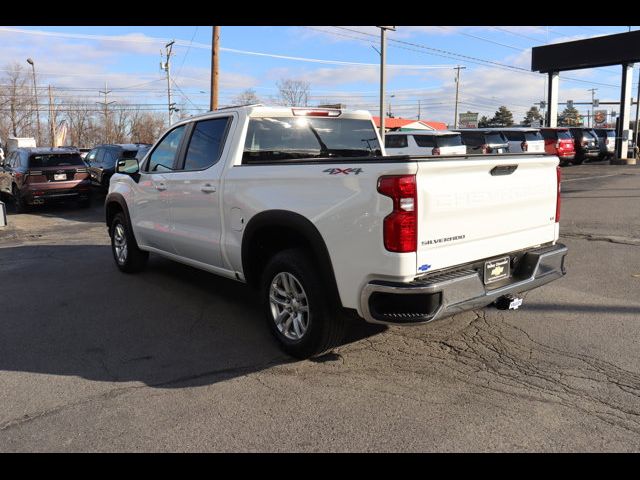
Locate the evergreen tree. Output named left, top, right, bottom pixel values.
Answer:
left=490, top=106, right=514, bottom=127
left=524, top=106, right=543, bottom=125
left=558, top=106, right=582, bottom=126
left=478, top=115, right=490, bottom=127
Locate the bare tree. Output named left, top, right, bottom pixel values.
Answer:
left=130, top=110, right=166, bottom=144
left=276, top=79, right=310, bottom=107
left=112, top=104, right=132, bottom=144
left=64, top=98, right=97, bottom=147
left=232, top=88, right=261, bottom=105
left=0, top=63, right=34, bottom=138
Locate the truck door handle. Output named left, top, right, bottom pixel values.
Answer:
left=201, top=184, right=216, bottom=193
left=155, top=182, right=167, bottom=191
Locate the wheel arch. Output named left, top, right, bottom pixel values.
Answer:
left=105, top=192, right=132, bottom=234
left=241, top=210, right=342, bottom=307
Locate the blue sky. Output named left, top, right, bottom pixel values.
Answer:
left=0, top=25, right=637, bottom=125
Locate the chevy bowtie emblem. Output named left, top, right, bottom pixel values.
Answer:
left=491, top=265, right=504, bottom=277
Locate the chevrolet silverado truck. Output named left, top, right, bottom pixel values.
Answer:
left=105, top=105, right=567, bottom=358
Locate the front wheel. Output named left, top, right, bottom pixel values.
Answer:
left=110, top=212, right=148, bottom=273
left=261, top=249, right=346, bottom=359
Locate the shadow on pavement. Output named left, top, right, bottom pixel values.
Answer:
left=1, top=187, right=105, bottom=223
left=0, top=244, right=385, bottom=389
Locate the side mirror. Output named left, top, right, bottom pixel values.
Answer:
left=117, top=158, right=139, bottom=174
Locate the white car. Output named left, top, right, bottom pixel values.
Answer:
left=499, top=128, right=546, bottom=153
left=106, top=105, right=567, bottom=358
left=385, top=130, right=466, bottom=156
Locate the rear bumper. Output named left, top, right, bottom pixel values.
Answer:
left=360, top=243, right=568, bottom=325
left=25, top=182, right=91, bottom=204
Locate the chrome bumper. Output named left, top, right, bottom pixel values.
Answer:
left=360, top=243, right=568, bottom=325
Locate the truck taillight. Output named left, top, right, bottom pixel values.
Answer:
left=431, top=147, right=440, bottom=155
left=521, top=141, right=528, bottom=152
left=556, top=166, right=561, bottom=223
left=377, top=175, right=417, bottom=253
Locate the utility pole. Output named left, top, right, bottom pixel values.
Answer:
left=48, top=85, right=55, bottom=147
left=377, top=26, right=395, bottom=144
left=162, top=40, right=176, bottom=125
left=97, top=82, right=115, bottom=144
left=211, top=26, right=219, bottom=111
left=418, top=99, right=421, bottom=120
left=453, top=66, right=466, bottom=129
left=635, top=74, right=640, bottom=157
left=26, top=58, right=41, bottom=146
left=588, top=88, right=598, bottom=127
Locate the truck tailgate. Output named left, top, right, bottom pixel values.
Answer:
left=416, top=155, right=559, bottom=273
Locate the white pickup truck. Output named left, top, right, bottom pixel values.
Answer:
left=105, top=105, right=567, bottom=358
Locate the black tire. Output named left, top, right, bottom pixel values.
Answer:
left=261, top=248, right=346, bottom=359
left=572, top=156, right=584, bottom=165
left=109, top=212, right=148, bottom=273
left=12, top=185, right=29, bottom=213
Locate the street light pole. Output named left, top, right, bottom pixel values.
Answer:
left=377, top=26, right=395, bottom=145
left=453, top=65, right=466, bottom=129
left=588, top=88, right=598, bottom=127
left=26, top=58, right=41, bottom=146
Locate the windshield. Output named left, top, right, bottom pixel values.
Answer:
left=243, top=117, right=381, bottom=163
left=29, top=154, right=84, bottom=168
left=435, top=134, right=463, bottom=147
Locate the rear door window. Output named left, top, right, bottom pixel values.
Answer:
left=182, top=117, right=231, bottom=170
left=557, top=130, right=572, bottom=140
left=385, top=135, right=408, bottom=148
left=412, top=135, right=435, bottom=148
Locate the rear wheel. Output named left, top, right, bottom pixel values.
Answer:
left=109, top=212, right=148, bottom=273
left=261, top=248, right=346, bottom=359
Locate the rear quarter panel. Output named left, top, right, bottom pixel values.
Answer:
left=223, top=161, right=419, bottom=311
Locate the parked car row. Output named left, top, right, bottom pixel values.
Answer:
left=0, top=143, right=151, bottom=212
left=384, top=126, right=619, bottom=166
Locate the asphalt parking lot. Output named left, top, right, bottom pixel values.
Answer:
left=1, top=163, right=639, bottom=452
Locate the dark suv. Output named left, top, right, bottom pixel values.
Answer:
left=0, top=147, right=91, bottom=212
left=453, top=129, right=510, bottom=154
left=85, top=143, right=151, bottom=190
left=569, top=128, right=600, bottom=164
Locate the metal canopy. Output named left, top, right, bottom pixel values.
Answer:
left=532, top=31, right=640, bottom=73
left=531, top=31, right=639, bottom=160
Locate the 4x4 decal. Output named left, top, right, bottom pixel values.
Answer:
left=323, top=168, right=363, bottom=175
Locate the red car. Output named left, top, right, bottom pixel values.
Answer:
left=0, top=147, right=91, bottom=212
left=540, top=128, right=576, bottom=166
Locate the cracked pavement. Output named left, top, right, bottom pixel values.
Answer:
left=0, top=164, right=639, bottom=452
